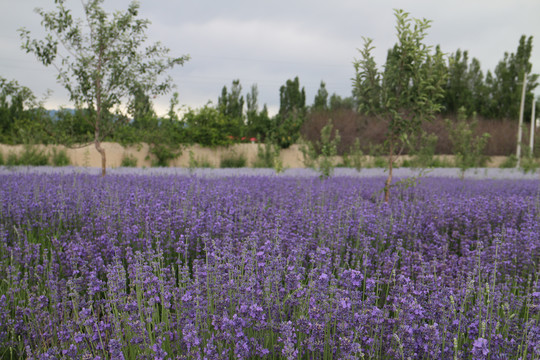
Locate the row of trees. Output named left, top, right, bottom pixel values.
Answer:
left=3, top=35, right=536, bottom=148
left=2, top=1, right=539, bottom=190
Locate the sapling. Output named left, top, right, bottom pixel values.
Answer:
left=446, top=107, right=490, bottom=179
left=300, top=118, right=341, bottom=178
left=353, top=9, right=446, bottom=201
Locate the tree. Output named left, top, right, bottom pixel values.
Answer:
left=353, top=38, right=381, bottom=115
left=329, top=94, right=355, bottom=111
left=352, top=9, right=447, bottom=202
left=312, top=81, right=329, bottom=111
left=489, top=35, right=538, bottom=120
left=444, top=49, right=473, bottom=114
left=0, top=77, right=50, bottom=144
left=446, top=107, right=490, bottom=178
left=218, top=79, right=245, bottom=138
left=19, top=0, right=189, bottom=176
left=275, top=76, right=306, bottom=148
left=246, top=84, right=271, bottom=141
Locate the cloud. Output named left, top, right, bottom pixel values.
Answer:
left=1, top=0, right=539, bottom=115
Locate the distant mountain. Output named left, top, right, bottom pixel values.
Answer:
left=46, top=108, right=76, bottom=120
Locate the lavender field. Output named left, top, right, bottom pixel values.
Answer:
left=0, top=169, right=539, bottom=359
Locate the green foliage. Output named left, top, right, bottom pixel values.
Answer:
left=407, top=132, right=439, bottom=168
left=499, top=154, right=518, bottom=168
left=353, top=38, right=381, bottom=115
left=300, top=119, right=341, bottom=178
left=218, top=80, right=245, bottom=138
left=318, top=120, right=341, bottom=178
left=312, top=81, right=329, bottom=111
left=50, top=148, right=70, bottom=166
left=0, top=77, right=50, bottom=145
left=253, top=140, right=282, bottom=172
left=352, top=9, right=447, bottom=200
left=5, top=153, right=18, bottom=166
left=520, top=155, right=540, bottom=174
left=183, top=105, right=233, bottom=147
left=329, top=94, right=355, bottom=111
left=372, top=156, right=387, bottom=168
left=51, top=108, right=95, bottom=146
left=7, top=145, right=50, bottom=166
left=341, top=139, right=363, bottom=171
left=275, top=77, right=306, bottom=148
left=299, top=139, right=318, bottom=169
left=148, top=143, right=181, bottom=167
left=19, top=0, right=189, bottom=175
left=245, top=85, right=272, bottom=142
left=447, top=107, right=491, bottom=176
left=0, top=151, right=3, bottom=166
left=220, top=151, right=247, bottom=168
left=443, top=50, right=486, bottom=116
left=121, top=153, right=138, bottom=167
left=489, top=35, right=538, bottom=120
left=188, top=150, right=213, bottom=169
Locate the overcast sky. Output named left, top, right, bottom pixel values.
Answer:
left=1, top=0, right=539, bottom=116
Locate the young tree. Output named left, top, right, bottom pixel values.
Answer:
left=352, top=38, right=381, bottom=115
left=19, top=0, right=189, bottom=176
left=352, top=9, right=447, bottom=201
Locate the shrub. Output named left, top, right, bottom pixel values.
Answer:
left=6, top=152, right=19, bottom=166
left=520, top=155, right=540, bottom=174
left=220, top=151, right=246, bottom=168
left=407, top=132, right=439, bottom=168
left=121, top=153, right=138, bottom=167
left=300, top=119, right=341, bottom=178
left=447, top=107, right=490, bottom=177
left=341, top=139, right=364, bottom=171
left=149, top=144, right=181, bottom=167
left=253, top=140, right=282, bottom=173
left=372, top=156, right=387, bottom=168
left=13, top=145, right=50, bottom=166
left=50, top=148, right=71, bottom=166
left=188, top=150, right=213, bottom=169
left=499, top=155, right=517, bottom=168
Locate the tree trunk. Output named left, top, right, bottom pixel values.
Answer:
left=95, top=138, right=106, bottom=177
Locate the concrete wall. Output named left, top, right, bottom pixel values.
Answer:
left=0, top=142, right=509, bottom=168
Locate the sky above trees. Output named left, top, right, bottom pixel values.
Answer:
left=1, top=0, right=539, bottom=116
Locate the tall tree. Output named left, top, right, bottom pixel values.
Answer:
left=329, top=94, right=355, bottom=111
left=19, top=0, right=189, bottom=176
left=218, top=79, right=245, bottom=138
left=275, top=76, right=306, bottom=148
left=468, top=57, right=490, bottom=116
left=353, top=9, right=447, bottom=201
left=130, top=84, right=156, bottom=130
left=489, top=35, right=538, bottom=120
left=312, top=81, right=329, bottom=111
left=246, top=84, right=271, bottom=141
left=444, top=49, right=473, bottom=114
left=0, top=77, right=35, bottom=143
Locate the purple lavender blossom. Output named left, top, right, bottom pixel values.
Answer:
left=0, top=171, right=538, bottom=358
